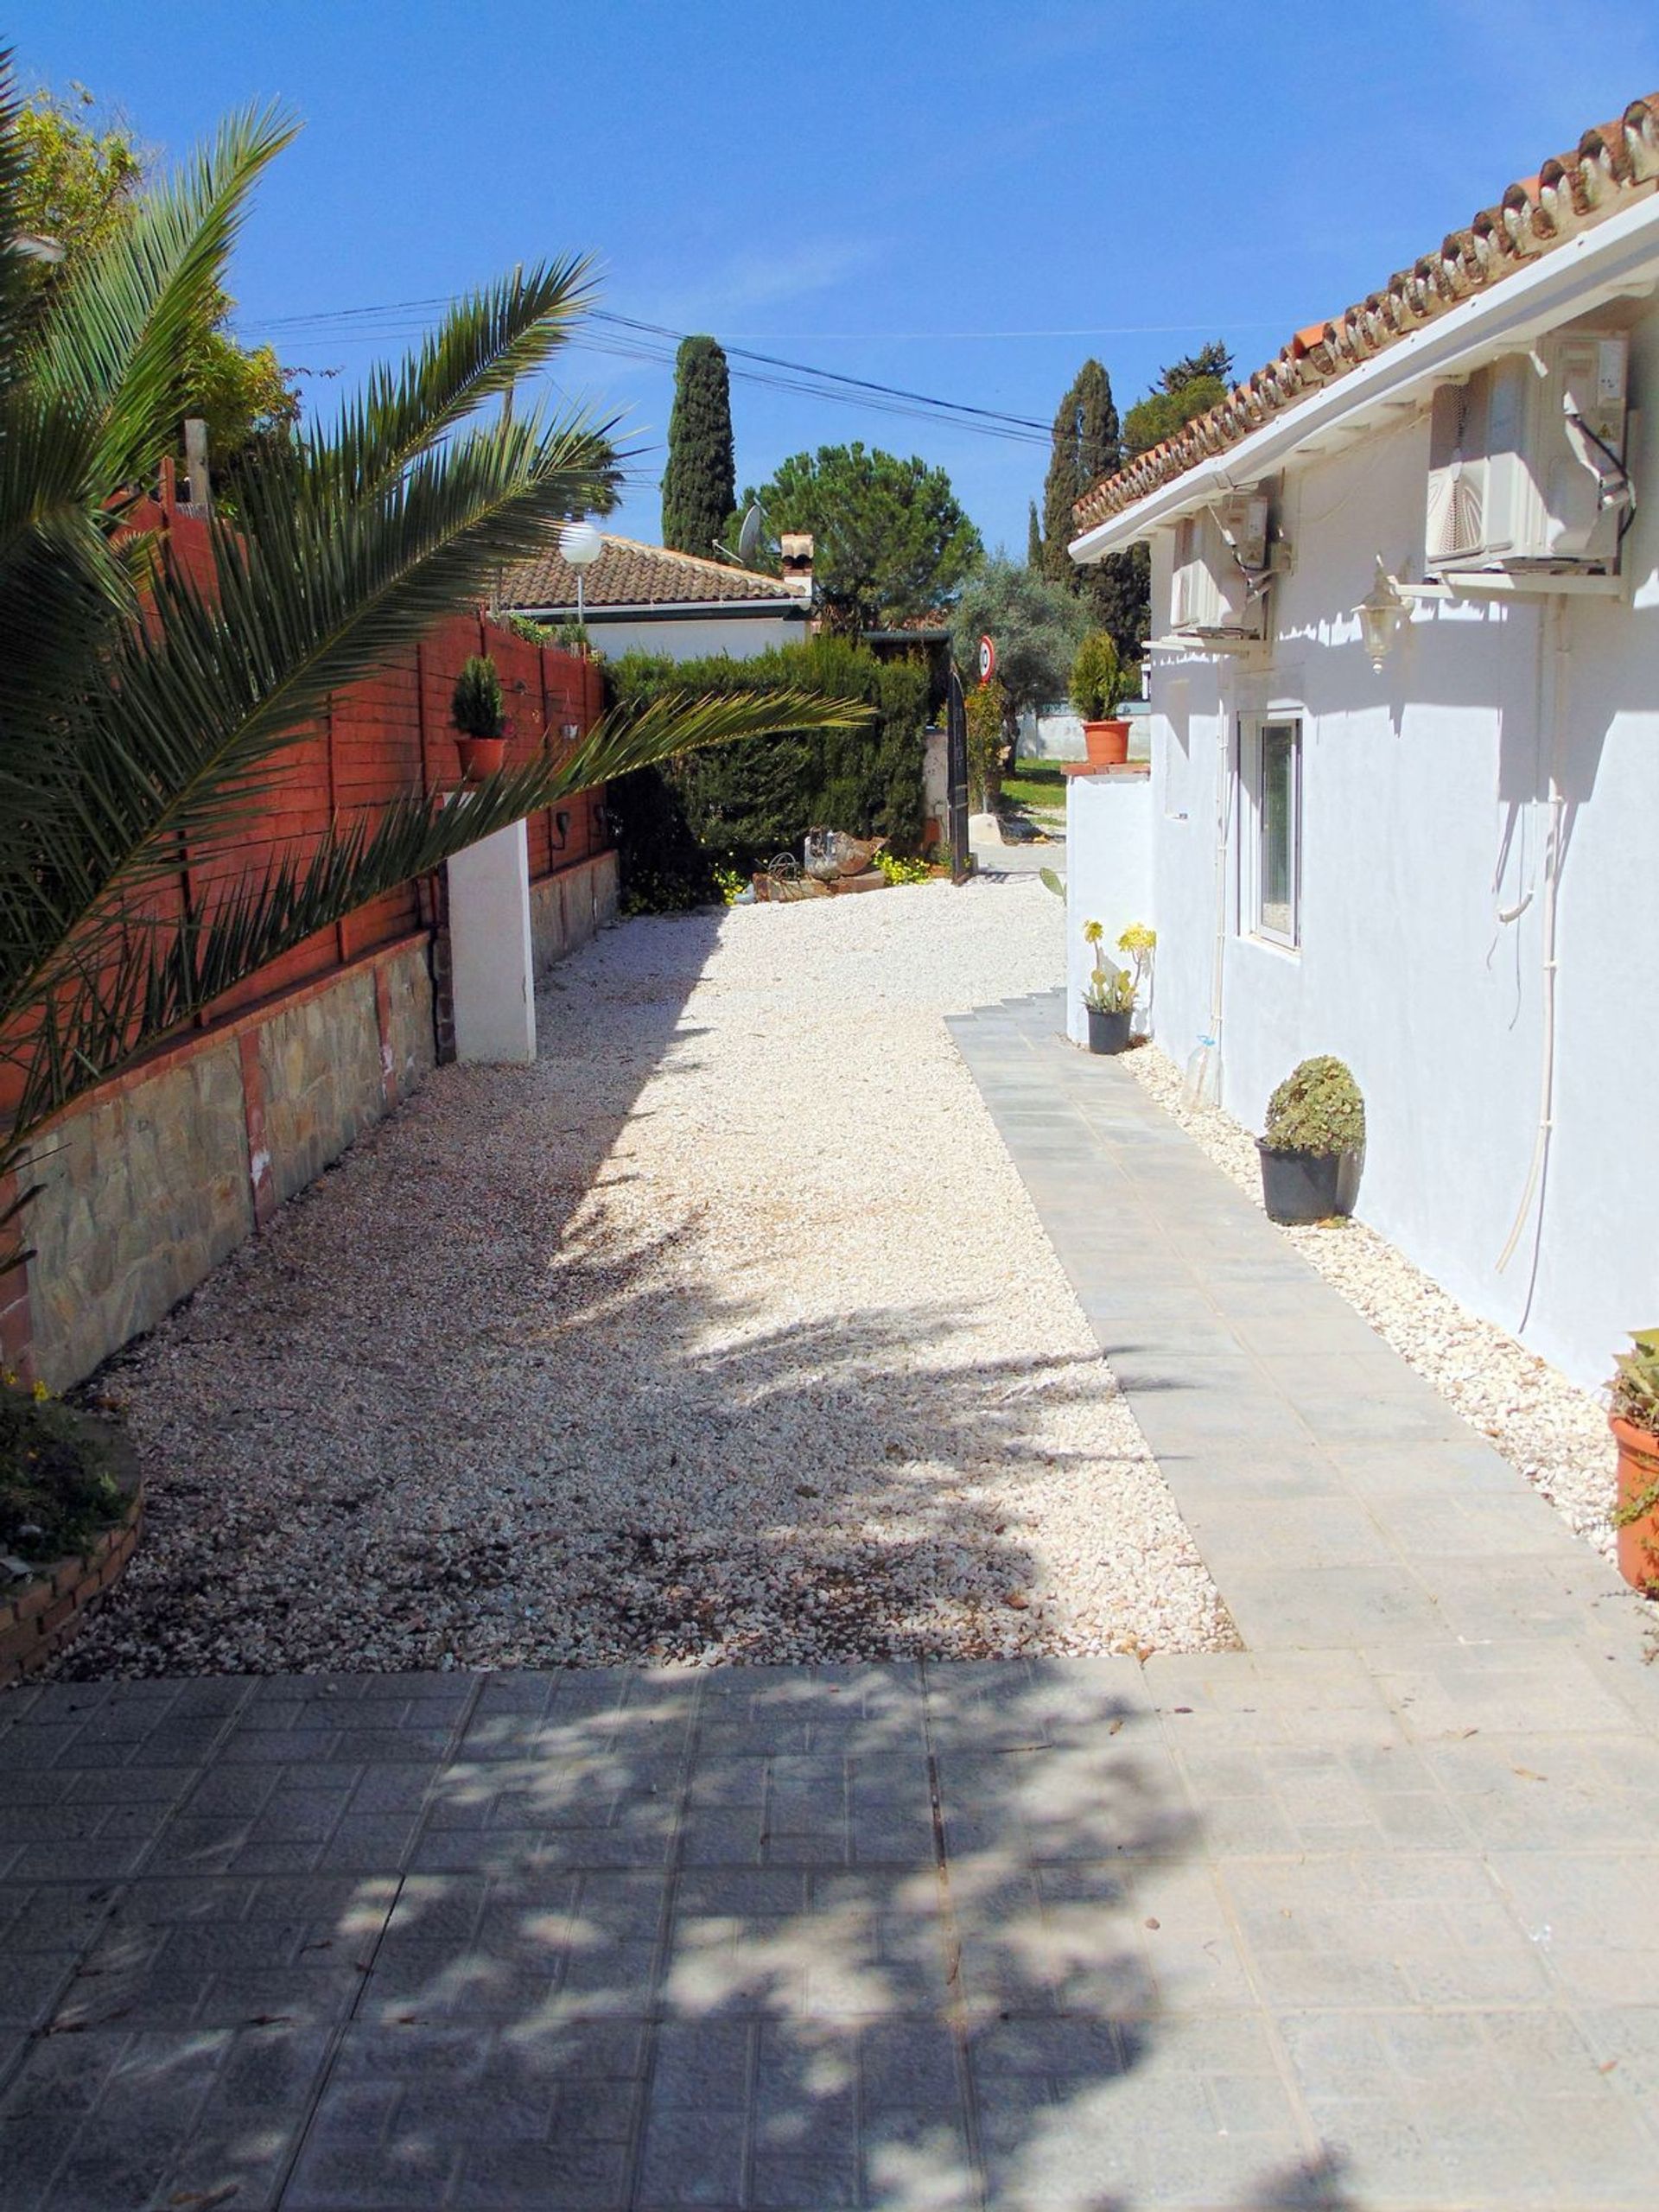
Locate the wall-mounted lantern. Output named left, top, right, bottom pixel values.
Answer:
left=1355, top=556, right=1407, bottom=672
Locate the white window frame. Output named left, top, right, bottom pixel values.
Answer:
left=1239, top=714, right=1301, bottom=950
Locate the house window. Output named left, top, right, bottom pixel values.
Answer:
left=1248, top=716, right=1300, bottom=947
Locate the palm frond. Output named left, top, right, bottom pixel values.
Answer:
left=12, top=408, right=622, bottom=938
left=3, top=689, right=868, bottom=1141
left=25, top=101, right=296, bottom=488
left=0, top=52, right=39, bottom=371
left=312, top=257, right=612, bottom=502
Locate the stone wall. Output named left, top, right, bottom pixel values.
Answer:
left=529, top=850, right=620, bottom=979
left=20, top=938, right=433, bottom=1391
left=22, top=1044, right=253, bottom=1389
left=257, top=969, right=385, bottom=1208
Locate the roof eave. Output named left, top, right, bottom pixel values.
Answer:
left=508, top=597, right=805, bottom=620
left=1069, top=187, right=1659, bottom=563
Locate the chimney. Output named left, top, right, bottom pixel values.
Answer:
left=779, top=531, right=814, bottom=601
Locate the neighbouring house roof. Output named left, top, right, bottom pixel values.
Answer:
left=500, top=534, right=800, bottom=613
left=1072, top=92, right=1659, bottom=536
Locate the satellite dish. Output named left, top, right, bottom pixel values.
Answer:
left=737, top=503, right=765, bottom=566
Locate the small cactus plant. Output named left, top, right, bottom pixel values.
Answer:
left=1262, top=1056, right=1365, bottom=1156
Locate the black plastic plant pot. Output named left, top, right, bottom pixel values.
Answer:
left=1085, top=1007, right=1133, bottom=1056
left=1258, top=1142, right=1358, bottom=1224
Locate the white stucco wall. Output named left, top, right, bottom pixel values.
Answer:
left=584, top=613, right=806, bottom=662
left=1099, top=294, right=1659, bottom=1391
left=1064, top=773, right=1154, bottom=1046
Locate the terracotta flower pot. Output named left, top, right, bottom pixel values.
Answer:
left=454, top=734, right=506, bottom=782
left=1611, top=1414, right=1659, bottom=1593
left=1082, top=718, right=1130, bottom=767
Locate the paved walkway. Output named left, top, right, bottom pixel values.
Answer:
left=3, top=992, right=1658, bottom=2209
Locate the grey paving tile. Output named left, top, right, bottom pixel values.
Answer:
left=1209, top=1562, right=1448, bottom=1652
left=1220, top=1851, right=1552, bottom=2009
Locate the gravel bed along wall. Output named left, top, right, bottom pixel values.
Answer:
left=64, top=880, right=1232, bottom=1677
left=1122, top=1043, right=1623, bottom=1560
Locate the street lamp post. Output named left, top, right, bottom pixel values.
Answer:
left=558, top=519, right=602, bottom=631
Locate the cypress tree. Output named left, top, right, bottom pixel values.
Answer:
left=661, top=334, right=736, bottom=556
left=1027, top=499, right=1043, bottom=569
left=1040, top=359, right=1119, bottom=588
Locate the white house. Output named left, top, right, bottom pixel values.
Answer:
left=499, top=532, right=812, bottom=661
left=1065, top=91, right=1659, bottom=1393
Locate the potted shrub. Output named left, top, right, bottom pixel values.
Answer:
left=1610, top=1331, right=1659, bottom=1593
left=1070, top=631, right=1130, bottom=768
left=1081, top=919, right=1135, bottom=1053
left=450, top=655, right=508, bottom=781
left=1258, top=1055, right=1364, bottom=1224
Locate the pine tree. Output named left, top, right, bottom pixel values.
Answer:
left=661, top=334, right=736, bottom=556
left=1040, top=359, right=1119, bottom=588
left=1027, top=499, right=1043, bottom=569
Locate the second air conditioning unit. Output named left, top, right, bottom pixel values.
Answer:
left=1171, top=491, right=1273, bottom=639
left=1425, top=329, right=1630, bottom=575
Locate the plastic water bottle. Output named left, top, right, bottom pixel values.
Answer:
left=1182, top=1033, right=1218, bottom=1113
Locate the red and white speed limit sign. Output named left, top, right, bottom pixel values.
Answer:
left=977, top=634, right=996, bottom=684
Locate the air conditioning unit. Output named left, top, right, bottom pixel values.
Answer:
left=1171, top=492, right=1272, bottom=639
left=1425, top=331, right=1630, bottom=575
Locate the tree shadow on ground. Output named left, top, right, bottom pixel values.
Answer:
left=66, top=905, right=1192, bottom=1677
left=0, top=1656, right=1359, bottom=2210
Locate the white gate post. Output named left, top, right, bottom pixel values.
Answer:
left=446, top=815, right=536, bottom=1065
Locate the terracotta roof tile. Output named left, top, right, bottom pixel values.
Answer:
left=500, top=534, right=797, bottom=612
left=1073, top=92, right=1659, bottom=535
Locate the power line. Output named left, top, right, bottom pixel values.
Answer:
left=246, top=296, right=1054, bottom=447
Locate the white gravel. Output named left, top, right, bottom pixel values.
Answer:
left=1122, top=1042, right=1624, bottom=1560
left=67, top=878, right=1232, bottom=1677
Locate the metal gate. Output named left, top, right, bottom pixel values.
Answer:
left=945, top=664, right=970, bottom=883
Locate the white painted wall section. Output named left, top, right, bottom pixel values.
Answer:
left=447, top=817, right=537, bottom=1065
left=1067, top=289, right=1659, bottom=1389
left=1064, top=773, right=1154, bottom=1046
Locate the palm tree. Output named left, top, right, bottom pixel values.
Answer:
left=0, top=69, right=853, bottom=1262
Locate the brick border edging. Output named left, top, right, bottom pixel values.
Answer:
left=0, top=1474, right=143, bottom=1688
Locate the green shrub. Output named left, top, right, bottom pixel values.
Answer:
left=1069, top=630, right=1128, bottom=721
left=607, top=639, right=926, bottom=910
left=1262, top=1056, right=1365, bottom=1155
left=1612, top=1331, right=1659, bottom=1435
left=963, top=677, right=1006, bottom=810
left=1, top=1377, right=124, bottom=1563
left=451, top=654, right=505, bottom=738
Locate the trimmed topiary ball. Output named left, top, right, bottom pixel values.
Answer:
left=1262, top=1056, right=1365, bottom=1155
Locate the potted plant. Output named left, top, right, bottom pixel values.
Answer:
left=1610, top=1331, right=1659, bottom=1593
left=450, top=655, right=507, bottom=781
left=1070, top=631, right=1131, bottom=768
left=1081, top=920, right=1135, bottom=1053
left=1258, top=1055, right=1364, bottom=1224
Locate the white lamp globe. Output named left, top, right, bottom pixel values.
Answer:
left=559, top=519, right=603, bottom=569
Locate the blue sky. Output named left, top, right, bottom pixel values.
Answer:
left=18, top=2, right=1659, bottom=553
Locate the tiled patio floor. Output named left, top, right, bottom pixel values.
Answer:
left=2, top=990, right=1656, bottom=2209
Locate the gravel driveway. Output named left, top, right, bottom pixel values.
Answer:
left=68, top=877, right=1230, bottom=1677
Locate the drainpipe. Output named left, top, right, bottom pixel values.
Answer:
left=1497, top=594, right=1568, bottom=1280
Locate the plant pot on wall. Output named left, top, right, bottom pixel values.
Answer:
left=1086, top=1007, right=1133, bottom=1056
left=1258, top=1142, right=1360, bottom=1224
left=454, top=735, right=506, bottom=783
left=1611, top=1415, right=1659, bottom=1593
left=1082, top=719, right=1130, bottom=768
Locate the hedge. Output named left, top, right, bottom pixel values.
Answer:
left=605, top=638, right=931, bottom=911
